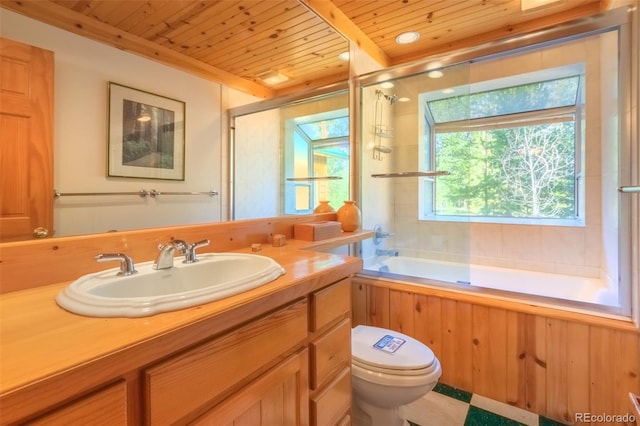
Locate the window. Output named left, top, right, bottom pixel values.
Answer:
left=420, top=66, right=584, bottom=225
left=284, top=110, right=349, bottom=214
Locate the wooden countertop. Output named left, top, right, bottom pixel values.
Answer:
left=0, top=245, right=362, bottom=401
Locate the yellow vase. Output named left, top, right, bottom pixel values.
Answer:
left=336, top=201, right=361, bottom=232
left=313, top=200, right=335, bottom=213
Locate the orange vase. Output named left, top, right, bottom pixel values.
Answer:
left=313, top=200, right=335, bottom=213
left=336, top=201, right=361, bottom=232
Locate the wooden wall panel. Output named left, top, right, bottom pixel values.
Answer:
left=352, top=277, right=640, bottom=425
left=0, top=212, right=337, bottom=293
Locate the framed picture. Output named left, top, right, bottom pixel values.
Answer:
left=108, top=82, right=185, bottom=180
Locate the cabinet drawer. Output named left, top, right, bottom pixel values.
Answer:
left=311, top=278, right=351, bottom=332
left=29, top=381, right=127, bottom=425
left=310, top=367, right=351, bottom=426
left=310, top=317, right=351, bottom=390
left=145, top=300, right=308, bottom=425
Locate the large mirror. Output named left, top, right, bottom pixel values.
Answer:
left=0, top=6, right=349, bottom=239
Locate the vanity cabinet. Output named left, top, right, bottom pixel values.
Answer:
left=309, top=278, right=352, bottom=425
left=145, top=299, right=308, bottom=425
left=1, top=275, right=357, bottom=426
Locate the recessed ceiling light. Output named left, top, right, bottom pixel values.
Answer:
left=338, top=51, right=349, bottom=61
left=380, top=82, right=394, bottom=89
left=396, top=31, right=420, bottom=45
left=427, top=70, right=444, bottom=79
left=257, top=70, right=289, bottom=85
left=398, top=97, right=411, bottom=102
left=521, top=0, right=563, bottom=12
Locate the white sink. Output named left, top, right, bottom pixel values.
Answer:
left=56, top=253, right=285, bottom=318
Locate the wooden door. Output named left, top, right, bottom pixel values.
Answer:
left=0, top=37, right=54, bottom=241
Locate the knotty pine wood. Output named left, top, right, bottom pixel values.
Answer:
left=27, top=381, right=127, bottom=425
left=352, top=277, right=640, bottom=426
left=0, top=212, right=339, bottom=293
left=145, top=299, right=308, bottom=424
left=190, top=349, right=310, bottom=426
left=0, top=249, right=360, bottom=424
left=330, top=0, right=607, bottom=66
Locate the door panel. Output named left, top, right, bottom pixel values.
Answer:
left=0, top=38, right=54, bottom=241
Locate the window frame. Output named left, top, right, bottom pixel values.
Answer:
left=419, top=69, right=586, bottom=227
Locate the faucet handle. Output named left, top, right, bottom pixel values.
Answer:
left=183, top=239, right=210, bottom=264
left=95, top=253, right=137, bottom=276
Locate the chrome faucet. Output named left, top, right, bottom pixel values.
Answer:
left=96, top=253, right=137, bottom=276
left=153, top=238, right=211, bottom=269
left=375, top=248, right=399, bottom=257
left=153, top=239, right=187, bottom=270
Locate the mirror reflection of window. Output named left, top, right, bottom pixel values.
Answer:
left=232, top=90, right=348, bottom=220
left=284, top=111, right=349, bottom=214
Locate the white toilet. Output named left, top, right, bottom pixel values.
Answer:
left=351, top=325, right=442, bottom=426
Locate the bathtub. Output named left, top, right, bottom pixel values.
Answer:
left=366, top=256, right=616, bottom=306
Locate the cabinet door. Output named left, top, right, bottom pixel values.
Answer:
left=27, top=381, right=127, bottom=425
left=0, top=38, right=53, bottom=242
left=191, top=349, right=309, bottom=426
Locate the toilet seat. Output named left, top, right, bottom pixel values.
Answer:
left=352, top=325, right=437, bottom=376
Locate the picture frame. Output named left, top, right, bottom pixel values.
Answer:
left=108, top=82, right=185, bottom=180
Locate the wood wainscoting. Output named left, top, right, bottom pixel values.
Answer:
left=352, top=276, right=640, bottom=426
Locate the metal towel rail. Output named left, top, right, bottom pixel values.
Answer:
left=286, top=176, right=342, bottom=181
left=371, top=171, right=450, bottom=178
left=54, top=189, right=218, bottom=199
left=149, top=190, right=218, bottom=197
left=618, top=186, right=640, bottom=193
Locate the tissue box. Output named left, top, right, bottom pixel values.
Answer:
left=294, top=221, right=342, bottom=241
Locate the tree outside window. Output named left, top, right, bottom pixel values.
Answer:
left=422, top=70, right=583, bottom=224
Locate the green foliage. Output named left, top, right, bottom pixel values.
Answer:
left=435, top=123, right=575, bottom=218
left=122, top=139, right=151, bottom=163
left=429, top=73, right=580, bottom=220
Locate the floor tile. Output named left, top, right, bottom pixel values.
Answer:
left=539, top=415, right=570, bottom=426
left=402, top=390, right=470, bottom=426
left=465, top=405, right=527, bottom=426
left=434, top=382, right=473, bottom=403
left=471, top=394, right=538, bottom=426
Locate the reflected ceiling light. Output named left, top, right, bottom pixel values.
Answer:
left=442, top=88, right=455, bottom=94
left=427, top=70, right=444, bottom=79
left=338, top=51, right=350, bottom=61
left=137, top=114, right=151, bottom=122
left=521, top=0, right=563, bottom=11
left=396, top=31, right=420, bottom=44
left=380, top=82, right=395, bottom=89
left=426, top=61, right=443, bottom=71
left=257, top=70, right=289, bottom=85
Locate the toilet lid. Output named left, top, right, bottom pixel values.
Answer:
left=352, top=325, right=436, bottom=371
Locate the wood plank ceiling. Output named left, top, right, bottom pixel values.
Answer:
left=0, top=0, right=611, bottom=99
